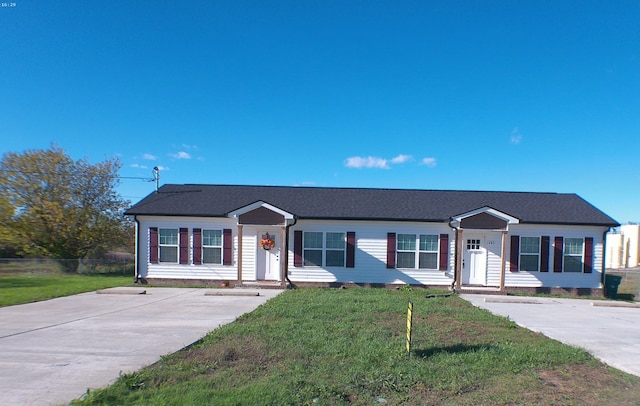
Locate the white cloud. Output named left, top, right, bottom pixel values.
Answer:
left=420, top=157, right=437, bottom=167
left=142, top=153, right=157, bottom=160
left=391, top=154, right=412, bottom=164
left=510, top=127, right=523, bottom=144
left=344, top=156, right=389, bottom=169
left=170, top=151, right=191, bottom=159
left=155, top=165, right=169, bottom=171
left=130, top=163, right=147, bottom=169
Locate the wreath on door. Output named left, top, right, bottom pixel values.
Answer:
left=260, top=233, right=275, bottom=250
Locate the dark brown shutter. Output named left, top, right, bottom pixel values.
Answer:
left=223, top=229, right=233, bottom=265
left=584, top=237, right=594, bottom=273
left=553, top=237, right=564, bottom=272
left=509, top=235, right=519, bottom=272
left=346, top=231, right=355, bottom=268
left=193, top=228, right=202, bottom=265
left=540, top=236, right=550, bottom=272
left=149, top=227, right=158, bottom=264
left=179, top=228, right=189, bottom=264
left=439, top=234, right=449, bottom=271
left=294, top=230, right=303, bottom=267
left=386, top=233, right=396, bottom=269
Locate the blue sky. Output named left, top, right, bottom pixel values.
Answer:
left=1, top=1, right=638, bottom=223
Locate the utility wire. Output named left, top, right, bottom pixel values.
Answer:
left=0, top=169, right=156, bottom=182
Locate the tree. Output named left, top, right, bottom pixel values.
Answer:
left=0, top=145, right=131, bottom=271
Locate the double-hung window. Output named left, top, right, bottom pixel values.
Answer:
left=563, top=238, right=584, bottom=272
left=202, top=230, right=222, bottom=264
left=520, top=237, right=540, bottom=272
left=303, top=232, right=346, bottom=267
left=158, top=228, right=178, bottom=263
left=397, top=234, right=439, bottom=269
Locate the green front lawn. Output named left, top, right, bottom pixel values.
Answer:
left=0, top=273, right=132, bottom=307
left=73, top=288, right=640, bottom=405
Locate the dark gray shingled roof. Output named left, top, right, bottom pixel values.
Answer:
left=125, top=184, right=619, bottom=227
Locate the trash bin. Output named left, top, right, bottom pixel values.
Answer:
left=604, top=274, right=622, bottom=299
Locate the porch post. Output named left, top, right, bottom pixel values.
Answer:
left=237, top=225, right=243, bottom=283
left=456, top=228, right=463, bottom=291
left=280, top=225, right=287, bottom=287
left=499, top=230, right=507, bottom=292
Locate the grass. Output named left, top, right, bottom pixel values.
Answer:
left=72, top=287, right=640, bottom=405
left=0, top=261, right=133, bottom=307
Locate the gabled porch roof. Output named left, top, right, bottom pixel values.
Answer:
left=450, top=206, right=520, bottom=230
left=227, top=201, right=295, bottom=226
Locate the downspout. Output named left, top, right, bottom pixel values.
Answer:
left=284, top=216, right=298, bottom=288
left=448, top=219, right=459, bottom=293
left=133, top=216, right=140, bottom=283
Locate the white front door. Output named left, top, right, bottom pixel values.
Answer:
left=462, top=237, right=487, bottom=285
left=256, top=231, right=280, bottom=281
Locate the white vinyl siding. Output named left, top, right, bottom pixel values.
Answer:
left=504, top=224, right=605, bottom=289
left=139, top=216, right=238, bottom=281
left=288, top=221, right=453, bottom=286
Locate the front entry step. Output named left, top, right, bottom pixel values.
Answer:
left=239, top=281, right=287, bottom=289
left=457, top=286, right=504, bottom=295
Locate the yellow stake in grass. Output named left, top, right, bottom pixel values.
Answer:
left=406, top=299, right=413, bottom=355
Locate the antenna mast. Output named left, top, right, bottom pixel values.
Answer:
left=153, top=167, right=160, bottom=192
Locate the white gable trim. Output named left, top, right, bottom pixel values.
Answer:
left=227, top=201, right=295, bottom=221
left=450, top=206, right=520, bottom=228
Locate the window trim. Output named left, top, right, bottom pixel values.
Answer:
left=158, top=228, right=179, bottom=264
left=396, top=233, right=440, bottom=270
left=202, top=229, right=223, bottom=265
left=302, top=231, right=346, bottom=267
left=563, top=237, right=584, bottom=273
left=519, top=236, right=541, bottom=272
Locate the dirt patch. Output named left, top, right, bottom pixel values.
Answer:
left=537, top=364, right=640, bottom=405
left=183, top=336, right=272, bottom=372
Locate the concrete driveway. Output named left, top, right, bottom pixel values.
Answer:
left=461, top=294, right=640, bottom=377
left=0, top=287, right=283, bottom=406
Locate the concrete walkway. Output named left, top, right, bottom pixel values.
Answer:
left=461, top=294, right=640, bottom=377
left=0, top=287, right=283, bottom=406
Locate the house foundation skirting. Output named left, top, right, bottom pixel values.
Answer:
left=136, top=278, right=604, bottom=296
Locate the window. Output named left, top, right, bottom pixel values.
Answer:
left=326, top=232, right=346, bottom=267
left=303, top=232, right=323, bottom=266
left=159, top=228, right=178, bottom=263
left=419, top=235, right=438, bottom=269
left=397, top=234, right=416, bottom=268
left=202, top=230, right=222, bottom=264
left=466, top=239, right=481, bottom=250
left=303, top=232, right=346, bottom=267
left=564, top=238, right=584, bottom=272
left=520, top=237, right=540, bottom=272
left=397, top=234, right=439, bottom=269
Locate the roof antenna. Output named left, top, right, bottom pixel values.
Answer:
left=152, top=167, right=160, bottom=192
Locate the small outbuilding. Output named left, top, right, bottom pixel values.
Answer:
left=125, top=184, right=619, bottom=294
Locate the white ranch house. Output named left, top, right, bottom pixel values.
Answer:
left=125, top=184, right=619, bottom=295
